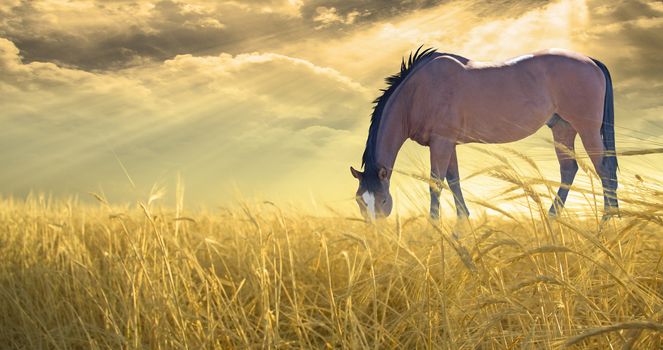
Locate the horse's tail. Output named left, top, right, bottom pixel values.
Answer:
left=591, top=58, right=618, bottom=207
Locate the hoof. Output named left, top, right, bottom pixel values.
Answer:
left=453, top=216, right=470, bottom=239
left=601, top=207, right=620, bottom=222
left=548, top=204, right=562, bottom=220
left=600, top=209, right=620, bottom=229
left=600, top=213, right=615, bottom=224
left=599, top=215, right=612, bottom=231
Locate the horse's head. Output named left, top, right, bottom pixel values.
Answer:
left=350, top=166, right=393, bottom=221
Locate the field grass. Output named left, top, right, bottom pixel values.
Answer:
left=1, top=166, right=663, bottom=349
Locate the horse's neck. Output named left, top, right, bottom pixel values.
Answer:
left=375, top=106, right=408, bottom=173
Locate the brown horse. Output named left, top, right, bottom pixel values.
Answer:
left=350, top=47, right=618, bottom=221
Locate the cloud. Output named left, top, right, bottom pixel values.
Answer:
left=584, top=1, right=663, bottom=81
left=0, top=1, right=244, bottom=69
left=313, top=6, right=367, bottom=28
left=0, top=36, right=370, bottom=203
left=0, top=38, right=153, bottom=121
left=238, top=0, right=304, bottom=17
left=0, top=0, right=456, bottom=70
left=131, top=52, right=368, bottom=129
left=300, top=0, right=443, bottom=25
left=0, top=37, right=20, bottom=69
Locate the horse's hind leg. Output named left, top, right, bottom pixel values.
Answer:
left=549, top=117, right=578, bottom=218
left=577, top=129, right=619, bottom=219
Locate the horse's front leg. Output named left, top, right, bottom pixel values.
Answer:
left=446, top=148, right=469, bottom=218
left=429, top=171, right=442, bottom=220
left=429, top=136, right=455, bottom=220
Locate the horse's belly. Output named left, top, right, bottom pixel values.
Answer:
left=458, top=105, right=553, bottom=144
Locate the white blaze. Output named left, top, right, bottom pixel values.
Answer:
left=362, top=191, right=376, bottom=220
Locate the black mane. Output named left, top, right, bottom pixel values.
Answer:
left=360, top=46, right=440, bottom=191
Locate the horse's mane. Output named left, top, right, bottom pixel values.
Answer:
left=360, top=46, right=440, bottom=191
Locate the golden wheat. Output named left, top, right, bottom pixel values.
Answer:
left=1, top=165, right=662, bottom=349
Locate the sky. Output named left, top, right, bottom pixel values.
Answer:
left=0, top=0, right=662, bottom=214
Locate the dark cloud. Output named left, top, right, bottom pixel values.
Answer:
left=570, top=1, right=663, bottom=132
left=0, top=1, right=301, bottom=70
left=591, top=0, right=662, bottom=24
left=468, top=0, right=549, bottom=18
left=0, top=0, right=463, bottom=71
left=300, top=0, right=443, bottom=26
left=300, top=0, right=552, bottom=31
left=581, top=1, right=663, bottom=107
left=3, top=0, right=654, bottom=76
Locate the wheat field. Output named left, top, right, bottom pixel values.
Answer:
left=1, top=163, right=663, bottom=349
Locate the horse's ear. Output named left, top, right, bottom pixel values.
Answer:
left=378, top=167, right=388, bottom=181
left=350, top=166, right=363, bottom=180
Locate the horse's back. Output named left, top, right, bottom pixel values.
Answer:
left=453, top=49, right=605, bottom=143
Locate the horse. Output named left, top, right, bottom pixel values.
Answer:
left=350, top=47, right=618, bottom=222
